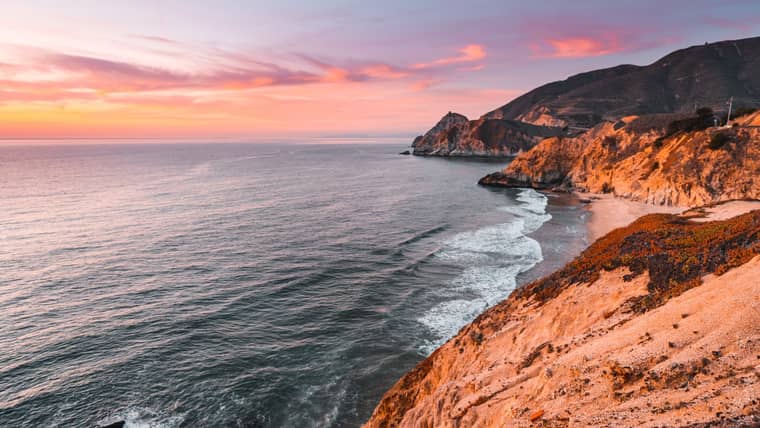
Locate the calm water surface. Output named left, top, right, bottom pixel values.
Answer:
left=0, top=143, right=589, bottom=427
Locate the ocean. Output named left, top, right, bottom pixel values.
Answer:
left=0, top=142, right=589, bottom=427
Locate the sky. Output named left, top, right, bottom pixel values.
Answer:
left=1, top=0, right=759, bottom=140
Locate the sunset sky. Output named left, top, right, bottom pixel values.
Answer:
left=2, top=0, right=759, bottom=140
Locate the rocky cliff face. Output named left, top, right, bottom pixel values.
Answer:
left=480, top=113, right=760, bottom=206
left=484, top=37, right=760, bottom=128
left=411, top=112, right=562, bottom=156
left=365, top=204, right=760, bottom=427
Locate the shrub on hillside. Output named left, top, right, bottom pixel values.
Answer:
left=708, top=132, right=731, bottom=150
left=602, top=135, right=618, bottom=150
left=667, top=115, right=713, bottom=136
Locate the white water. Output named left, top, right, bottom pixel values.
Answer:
left=418, top=189, right=551, bottom=354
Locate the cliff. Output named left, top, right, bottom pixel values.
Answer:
left=410, top=36, right=760, bottom=157
left=365, top=202, right=760, bottom=427
left=480, top=112, right=760, bottom=206
left=411, top=112, right=562, bottom=157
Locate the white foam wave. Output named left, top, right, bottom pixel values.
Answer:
left=418, top=189, right=552, bottom=354
left=98, top=407, right=184, bottom=428
left=516, top=188, right=549, bottom=214
left=498, top=188, right=553, bottom=234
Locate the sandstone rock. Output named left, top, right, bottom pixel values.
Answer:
left=529, top=409, right=544, bottom=422
left=481, top=114, right=760, bottom=207
left=411, top=112, right=562, bottom=157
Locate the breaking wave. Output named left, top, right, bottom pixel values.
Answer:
left=418, top=189, right=551, bottom=354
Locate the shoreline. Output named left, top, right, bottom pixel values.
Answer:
left=365, top=199, right=760, bottom=427
left=579, top=193, right=684, bottom=241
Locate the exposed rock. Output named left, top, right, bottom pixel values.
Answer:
left=411, top=112, right=562, bottom=157
left=365, top=204, right=760, bottom=427
left=399, top=150, right=411, bottom=155
left=481, top=113, right=760, bottom=206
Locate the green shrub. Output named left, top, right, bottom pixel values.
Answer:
left=708, top=132, right=731, bottom=150
left=602, top=135, right=618, bottom=150
left=667, top=115, right=712, bottom=135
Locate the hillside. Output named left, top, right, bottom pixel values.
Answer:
left=479, top=111, right=760, bottom=206
left=364, top=202, right=760, bottom=427
left=411, top=36, right=760, bottom=157
left=485, top=37, right=760, bottom=128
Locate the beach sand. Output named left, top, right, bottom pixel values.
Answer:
left=689, top=200, right=760, bottom=222
left=582, top=193, right=684, bottom=241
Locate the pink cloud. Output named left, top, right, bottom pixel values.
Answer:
left=0, top=40, right=489, bottom=111
left=410, top=79, right=440, bottom=91
left=536, top=36, right=622, bottom=58
left=413, top=44, right=487, bottom=69
left=360, top=64, right=409, bottom=79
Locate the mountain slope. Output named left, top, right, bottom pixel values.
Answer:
left=484, top=37, right=760, bottom=127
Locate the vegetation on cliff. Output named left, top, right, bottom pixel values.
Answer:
left=365, top=204, right=760, bottom=427
left=480, top=111, right=760, bottom=206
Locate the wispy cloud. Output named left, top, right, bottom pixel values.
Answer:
left=0, top=38, right=490, bottom=110
left=533, top=36, right=623, bottom=58
left=525, top=25, right=677, bottom=59
left=413, top=44, right=486, bottom=69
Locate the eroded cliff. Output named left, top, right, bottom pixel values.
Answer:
left=365, top=202, right=760, bottom=427
left=480, top=112, right=760, bottom=206
left=411, top=112, right=562, bottom=156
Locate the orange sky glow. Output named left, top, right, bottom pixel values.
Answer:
left=1, top=1, right=758, bottom=140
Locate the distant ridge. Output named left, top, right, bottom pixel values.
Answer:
left=485, top=36, right=760, bottom=127
left=412, top=36, right=760, bottom=157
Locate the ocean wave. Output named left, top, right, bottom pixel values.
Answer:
left=418, top=189, right=551, bottom=354
left=97, top=407, right=184, bottom=428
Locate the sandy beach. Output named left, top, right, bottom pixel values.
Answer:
left=581, top=193, right=684, bottom=241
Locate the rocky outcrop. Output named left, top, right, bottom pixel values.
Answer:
left=365, top=203, right=760, bottom=427
left=411, top=112, right=563, bottom=157
left=484, top=37, right=760, bottom=128
left=481, top=113, right=760, bottom=206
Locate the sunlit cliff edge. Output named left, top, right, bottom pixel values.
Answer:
left=365, top=202, right=760, bottom=427
left=479, top=111, right=760, bottom=207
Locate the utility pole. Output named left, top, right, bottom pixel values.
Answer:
left=726, top=96, right=733, bottom=127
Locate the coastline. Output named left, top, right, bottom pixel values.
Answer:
left=364, top=200, right=760, bottom=427
left=580, top=193, right=684, bottom=241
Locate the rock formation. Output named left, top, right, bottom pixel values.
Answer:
left=411, top=112, right=562, bottom=156
left=479, top=112, right=760, bottom=206
left=365, top=202, right=760, bottom=427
